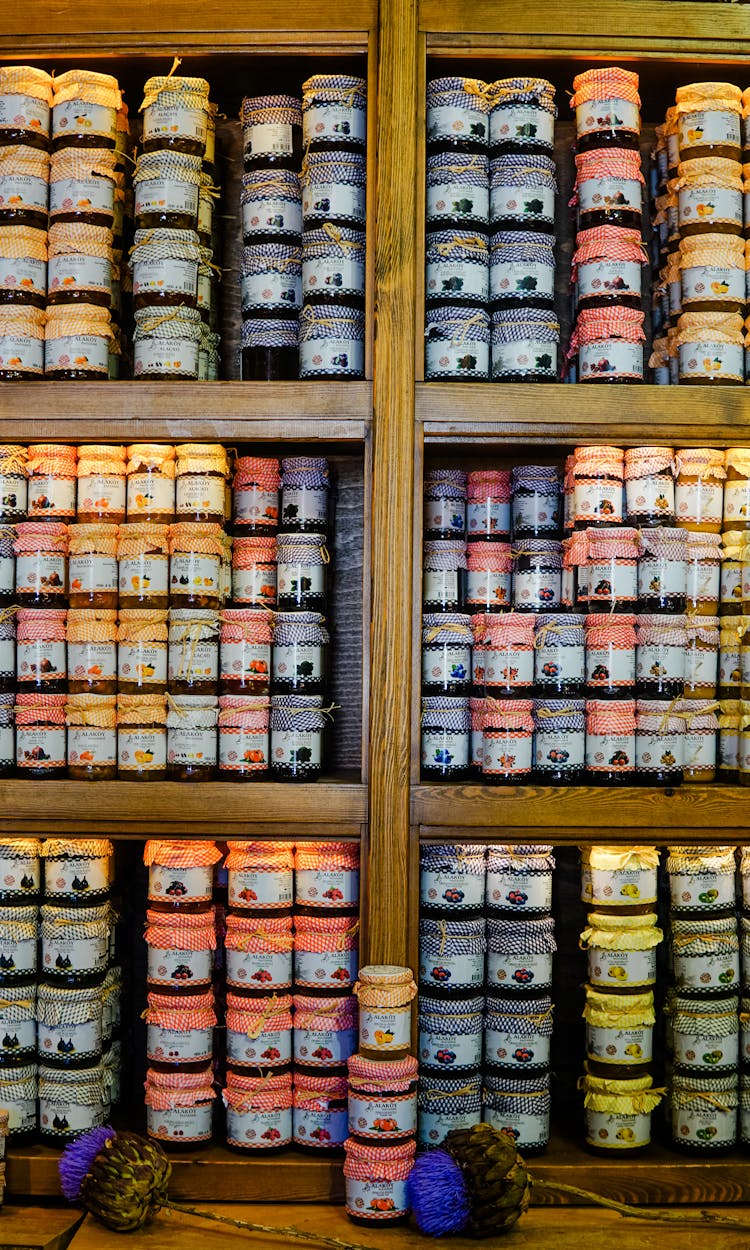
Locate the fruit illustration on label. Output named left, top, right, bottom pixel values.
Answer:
left=607, top=965, right=627, bottom=981
left=374, top=1029, right=394, bottom=1046
left=623, top=1043, right=642, bottom=1058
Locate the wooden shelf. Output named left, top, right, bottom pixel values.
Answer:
left=413, top=783, right=750, bottom=841
left=417, top=383, right=750, bottom=446
left=0, top=382, right=371, bottom=445
left=0, top=777, right=367, bottom=836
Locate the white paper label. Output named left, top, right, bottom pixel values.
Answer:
left=294, top=1102, right=348, bottom=1147
left=132, top=255, right=197, bottom=298
left=142, top=103, right=207, bottom=146
left=418, top=1025, right=482, bottom=1070
left=345, top=1176, right=409, bottom=1219
left=53, top=100, right=116, bottom=141
left=67, top=639, right=117, bottom=684
left=587, top=1023, right=653, bottom=1065
left=167, top=725, right=217, bottom=767
left=234, top=485, right=279, bottom=526
left=424, top=496, right=466, bottom=534
left=486, top=950, right=553, bottom=991
left=169, top=552, right=220, bottom=600
left=491, top=105, right=554, bottom=149
left=226, top=947, right=292, bottom=991
left=679, top=341, right=744, bottom=382
left=534, top=645, right=585, bottom=687
left=680, top=185, right=743, bottom=230
left=41, top=1097, right=106, bottom=1137
left=672, top=950, right=738, bottom=993
left=271, top=729, right=322, bottom=768
left=0, top=251, right=46, bottom=302
left=588, top=559, right=638, bottom=605
left=423, top=568, right=459, bottom=606
left=226, top=1022, right=291, bottom=1067
left=588, top=946, right=656, bottom=988
left=147, top=945, right=211, bottom=988
left=219, top=640, right=270, bottom=683
left=421, top=728, right=469, bottom=771
left=484, top=646, right=534, bottom=688
left=420, top=868, right=485, bottom=910
left=27, top=475, right=75, bottom=518
left=673, top=1025, right=738, bottom=1069
left=419, top=949, right=484, bottom=988
left=48, top=253, right=110, bottom=298
left=277, top=561, right=325, bottom=600
left=590, top=865, right=657, bottom=906
left=50, top=177, right=114, bottom=219
left=422, top=643, right=471, bottom=688
left=492, top=338, right=557, bottom=378
left=46, top=853, right=111, bottom=899
left=491, top=259, right=556, bottom=304
left=465, top=568, right=511, bottom=610
left=466, top=499, right=510, bottom=538
left=485, top=870, right=552, bottom=912
left=304, top=102, right=367, bottom=146
left=219, top=728, right=269, bottom=773
left=272, top=643, right=324, bottom=683
left=0, top=471, right=27, bottom=516
left=669, top=868, right=735, bottom=911
left=16, top=637, right=66, bottom=683
left=118, top=642, right=167, bottom=688
left=483, top=1104, right=549, bottom=1148
left=418, top=1105, right=481, bottom=1147
left=636, top=644, right=686, bottom=688
left=45, top=332, right=109, bottom=374
left=427, top=180, right=489, bottom=224
left=672, top=1098, right=736, bottom=1147
left=359, top=1006, right=411, bottom=1051
left=16, top=725, right=66, bottom=770
left=119, top=552, right=168, bottom=599
left=68, top=725, right=116, bottom=768
left=578, top=259, right=642, bottom=302
left=42, top=932, right=108, bottom=977
left=127, top=473, right=175, bottom=519
left=0, top=332, right=43, bottom=374
left=281, top=485, right=328, bottom=527
left=135, top=179, right=199, bottom=218
left=299, top=335, right=364, bottom=377
left=295, top=867, right=359, bottom=908
left=579, top=339, right=643, bottom=381
left=168, top=638, right=218, bottom=684
left=348, top=1092, right=416, bottom=1139
left=586, top=1109, right=651, bottom=1149
left=682, top=264, right=745, bottom=307
left=578, top=177, right=641, bottom=215
left=0, top=932, right=36, bottom=975
left=147, top=1101, right=213, bottom=1144
left=679, top=109, right=740, bottom=153
left=0, top=853, right=39, bottom=897
left=586, top=731, right=635, bottom=772
left=0, top=92, right=49, bottom=135
left=303, top=253, right=366, bottom=297
left=241, top=269, right=301, bottom=313
left=512, top=566, right=561, bottom=610
left=242, top=196, right=303, bottom=237
left=147, top=1023, right=212, bottom=1063
left=39, top=1016, right=101, bottom=1060
left=675, top=480, right=724, bottom=527
left=226, top=1104, right=292, bottom=1148
left=490, top=183, right=554, bottom=224
left=294, top=945, right=357, bottom=989
left=576, top=98, right=640, bottom=136
left=586, top=643, right=634, bottom=688
left=0, top=1015, right=36, bottom=1057
left=534, top=728, right=585, bottom=771
left=69, top=553, right=118, bottom=598
left=294, top=1025, right=357, bottom=1066
left=638, top=556, right=688, bottom=601
left=229, top=867, right=293, bottom=910
left=484, top=1024, right=551, bottom=1069
left=483, top=729, right=533, bottom=776
left=149, top=862, right=212, bottom=904
left=246, top=121, right=294, bottom=156
left=232, top=563, right=276, bottom=605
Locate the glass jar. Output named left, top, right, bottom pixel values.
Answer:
left=466, top=469, right=511, bottom=541
left=145, top=991, right=216, bottom=1072
left=168, top=522, right=226, bottom=609
left=585, top=613, right=637, bottom=698
left=293, top=994, right=358, bottom=1076
left=39, top=902, right=110, bottom=987
left=0, top=224, right=48, bottom=304
left=421, top=614, right=471, bottom=696
left=294, top=914, right=359, bottom=994
left=51, top=70, right=120, bottom=151
left=299, top=306, right=365, bottom=381
left=0, top=445, right=27, bottom=523
left=132, top=306, right=202, bottom=379
left=0, top=614, right=12, bottom=693
left=681, top=698, right=719, bottom=782
left=678, top=163, right=743, bottom=240
left=418, top=994, right=484, bottom=1073
left=635, top=699, right=685, bottom=785
left=624, top=446, right=676, bottom=526
left=533, top=613, right=585, bottom=694
left=575, top=148, right=644, bottom=232
left=0, top=65, right=52, bottom=150
left=242, top=94, right=302, bottom=170
left=570, top=67, right=641, bottom=152
left=240, top=316, right=298, bottom=381
left=117, top=523, right=169, bottom=609
left=512, top=539, right=562, bottom=611
left=0, top=305, right=44, bottom=377
left=686, top=531, right=722, bottom=615
left=424, top=470, right=467, bottom=542
left=49, top=148, right=115, bottom=229
left=117, top=609, right=168, bottom=693
left=66, top=608, right=117, bottom=694
left=272, top=612, right=328, bottom=695
left=219, top=610, right=272, bottom=695
left=574, top=226, right=644, bottom=313
left=0, top=906, right=37, bottom=986
left=510, top=465, right=561, bottom=539
left=44, top=303, right=113, bottom=378
left=14, top=692, right=66, bottom=776
left=224, top=1074, right=293, bottom=1152
left=226, top=840, right=293, bottom=914
left=144, top=1065, right=216, bottom=1150
left=26, top=444, right=76, bottom=522
left=719, top=621, right=743, bottom=699
left=145, top=839, right=220, bottom=914
left=240, top=168, right=302, bottom=245
left=39, top=1065, right=108, bottom=1145
left=130, top=228, right=201, bottom=311
left=667, top=845, right=736, bottom=916
left=294, top=1072, right=349, bottom=1151
left=144, top=908, right=215, bottom=997
left=0, top=981, right=36, bottom=1066
left=420, top=696, right=470, bottom=779
left=684, top=617, right=719, bottom=699
left=275, top=533, right=328, bottom=612
left=675, top=448, right=726, bottom=531
left=422, top=541, right=465, bottom=612
left=677, top=83, right=742, bottom=163
left=232, top=537, right=277, bottom=607
left=232, top=457, right=280, bottom=535
left=637, top=527, right=688, bottom=614
left=65, top=694, right=116, bottom=779
left=724, top=449, right=750, bottom=529
left=225, top=912, right=293, bottom=996
left=482, top=697, right=534, bottom=782
left=126, top=444, right=176, bottom=523
left=584, top=985, right=654, bottom=1078
left=134, top=150, right=201, bottom=231
left=116, top=693, right=167, bottom=779
left=573, top=446, right=625, bottom=528
left=482, top=611, right=535, bottom=696
left=302, top=226, right=365, bottom=311
left=75, top=445, right=125, bottom=524
left=586, top=698, right=637, bottom=783
left=302, top=74, right=367, bottom=155
left=0, top=838, right=40, bottom=906
left=175, top=444, right=229, bottom=524
left=141, top=74, right=209, bottom=157
left=465, top=542, right=511, bottom=612
left=584, top=1075, right=662, bottom=1155
left=68, top=524, right=118, bottom=609
left=36, top=982, right=103, bottom=1070
left=489, top=155, right=555, bottom=233
left=280, top=458, right=330, bottom=533
left=484, top=994, right=554, bottom=1074
left=218, top=695, right=270, bottom=780
left=585, top=527, right=640, bottom=613
left=671, top=1075, right=738, bottom=1153
left=533, top=699, right=586, bottom=782
left=635, top=614, right=687, bottom=699
left=225, top=992, right=293, bottom=1074
left=719, top=698, right=740, bottom=781
left=166, top=694, right=218, bottom=780
left=270, top=695, right=326, bottom=781
left=354, top=966, right=416, bottom=1062
left=301, top=151, right=366, bottom=231
left=47, top=221, right=113, bottom=309
left=168, top=609, right=219, bottom=694
left=586, top=845, right=658, bottom=914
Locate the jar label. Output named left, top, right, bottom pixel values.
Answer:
left=241, top=269, right=301, bottom=313
left=219, top=727, right=269, bottom=773
left=422, top=568, right=459, bottom=608
left=490, top=183, right=554, bottom=225
left=484, top=647, right=534, bottom=688
left=680, top=185, right=743, bottom=231
left=466, top=498, right=510, bottom=538
left=118, top=641, right=168, bottom=687
left=294, top=1103, right=349, bottom=1147
left=39, top=1016, right=101, bottom=1060
left=68, top=725, right=117, bottom=768
left=483, top=729, right=533, bottom=776
left=226, top=947, right=292, bottom=990
left=679, top=109, right=740, bottom=153
left=721, top=729, right=739, bottom=769
left=721, top=565, right=742, bottom=613
left=490, top=260, right=555, bottom=303
left=679, top=340, right=743, bottom=383
left=576, top=98, right=639, bottom=136
left=673, top=1026, right=739, bottom=1069
left=465, top=568, right=511, bottom=610
left=167, top=725, right=218, bottom=767
left=48, top=253, right=111, bottom=298
left=586, top=1023, right=652, bottom=1064
left=246, top=121, right=294, bottom=157
left=135, top=179, right=199, bottom=218
left=675, top=480, right=723, bottom=526
left=119, top=552, right=169, bottom=599
left=418, top=1106, right=481, bottom=1147
left=135, top=335, right=200, bottom=378
left=687, top=559, right=721, bottom=605
left=578, top=258, right=642, bottom=301
left=345, top=1176, right=409, bottom=1220
left=534, top=644, right=585, bottom=687
left=0, top=1015, right=35, bottom=1058
left=42, top=933, right=108, bottom=978
left=271, top=729, right=322, bottom=769
left=673, top=947, right=739, bottom=992
left=118, top=725, right=166, bottom=770
left=586, top=731, right=635, bottom=772
left=359, top=1006, right=411, bottom=1051
left=28, top=474, right=75, bottom=518
left=427, top=103, right=486, bottom=143
left=77, top=473, right=125, bottom=518
left=299, top=335, right=364, bottom=378
left=68, top=639, right=117, bottom=683
left=294, top=1025, right=357, bottom=1066
left=168, top=637, right=218, bottom=684
left=306, top=103, right=367, bottom=146
left=682, top=264, right=745, bottom=307
left=723, top=481, right=750, bottom=525
left=626, top=476, right=674, bottom=522
left=486, top=869, right=552, bottom=912
left=0, top=932, right=35, bottom=975
left=579, top=339, right=643, bottom=381
left=234, top=485, right=279, bottom=526
left=672, top=1099, right=736, bottom=1148
left=590, top=866, right=656, bottom=906
left=277, top=561, right=325, bottom=599
left=636, top=729, right=684, bottom=773
left=486, top=950, right=553, bottom=991
left=578, top=177, right=641, bottom=215
left=50, top=177, right=114, bottom=218
left=586, top=1110, right=651, bottom=1150
left=127, top=473, right=175, bottom=520
left=418, top=949, right=484, bottom=988
left=422, top=643, right=471, bottom=689
left=16, top=725, right=66, bottom=770
left=294, top=945, right=358, bottom=989
left=146, top=1023, right=213, bottom=1064
left=3, top=1092, right=37, bottom=1134
left=588, top=946, right=656, bottom=988
left=219, top=640, right=270, bottom=683
left=142, top=103, right=207, bottom=146
left=0, top=250, right=46, bottom=298
left=669, top=868, right=735, bottom=910
left=281, top=485, right=328, bottom=526
left=45, top=851, right=110, bottom=899
left=483, top=1105, right=548, bottom=1149
left=147, top=945, right=211, bottom=988
left=272, top=642, right=324, bottom=683
left=0, top=93, right=49, bottom=135
left=232, top=563, right=277, bottom=606
left=169, top=551, right=221, bottom=600
left=226, top=1104, right=292, bottom=1148
left=16, top=638, right=66, bottom=684
left=418, top=1025, right=483, bottom=1070
left=424, top=495, right=466, bottom=535
left=148, top=863, right=212, bottom=904
left=512, top=566, right=561, bottom=610
left=53, top=99, right=116, bottom=140
left=348, top=1092, right=416, bottom=1139
left=0, top=471, right=27, bottom=516
left=46, top=332, right=109, bottom=374
left=226, top=1023, right=291, bottom=1067
left=175, top=476, right=226, bottom=522
left=0, top=332, right=43, bottom=375
left=0, top=853, right=39, bottom=897
left=637, top=555, right=688, bottom=601
left=242, top=196, right=303, bottom=237
left=69, top=553, right=118, bottom=596
left=229, top=867, right=292, bottom=909
left=427, top=178, right=488, bottom=221
left=685, top=645, right=718, bottom=691
left=491, top=104, right=554, bottom=148
left=41, top=1097, right=106, bottom=1137
left=420, top=868, right=485, bottom=910
left=534, top=727, right=586, bottom=772
left=485, top=1025, right=551, bottom=1069
left=133, top=255, right=197, bottom=298
left=146, top=1102, right=213, bottom=1144
left=574, top=478, right=622, bottom=525
left=492, top=338, right=557, bottom=378
left=304, top=253, right=366, bottom=298
left=586, top=643, right=634, bottom=688
left=588, top=559, right=637, bottom=605
left=421, top=728, right=469, bottom=771
left=295, top=867, right=359, bottom=908
left=425, top=334, right=489, bottom=380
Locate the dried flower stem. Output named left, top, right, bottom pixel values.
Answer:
left=163, top=1200, right=379, bottom=1250
left=532, top=1179, right=750, bottom=1228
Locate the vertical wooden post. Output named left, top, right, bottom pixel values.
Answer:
left=367, top=0, right=419, bottom=962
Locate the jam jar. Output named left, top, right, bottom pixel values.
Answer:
left=47, top=222, right=113, bottom=309
left=76, top=445, right=125, bottom=524
left=166, top=694, right=218, bottom=780
left=232, top=457, right=280, bottom=535
left=0, top=306, right=44, bottom=377
left=126, top=444, right=176, bottom=523
left=302, top=74, right=367, bottom=155
left=219, top=609, right=272, bottom=695
left=130, top=229, right=201, bottom=311
left=0, top=65, right=53, bottom=151
left=218, top=695, right=270, bottom=779
left=117, top=523, right=169, bottom=609
left=14, top=692, right=67, bottom=778
left=242, top=94, right=302, bottom=171
left=44, top=303, right=113, bottom=379
left=0, top=152, right=49, bottom=233
left=168, top=608, right=219, bottom=694
left=116, top=693, right=168, bottom=780
left=26, top=443, right=76, bottom=522
left=575, top=148, right=644, bottom=232
left=0, top=445, right=28, bottom=522
left=66, top=608, right=117, bottom=694
left=51, top=70, right=120, bottom=152
left=175, top=444, right=229, bottom=524
left=571, top=67, right=641, bottom=153
left=140, top=75, right=209, bottom=157
left=66, top=693, right=117, bottom=779
left=168, top=522, right=226, bottom=609
left=14, top=522, right=68, bottom=605
left=49, top=148, right=116, bottom=229
left=134, top=150, right=202, bottom=231
left=68, top=524, right=118, bottom=609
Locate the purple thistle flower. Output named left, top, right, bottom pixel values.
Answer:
left=59, top=1125, right=116, bottom=1202
left=407, top=1148, right=470, bottom=1237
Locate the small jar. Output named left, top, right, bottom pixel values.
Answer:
left=533, top=699, right=586, bottom=782
left=635, top=614, right=687, bottom=699
left=0, top=224, right=48, bottom=306
left=42, top=838, right=112, bottom=907
left=130, top=228, right=200, bottom=311
left=302, top=226, right=365, bottom=310
left=485, top=844, right=554, bottom=915
left=417, top=995, right=484, bottom=1073
left=117, top=690, right=167, bottom=775
left=301, top=151, right=366, bottom=231
left=134, top=150, right=201, bottom=231
left=117, top=609, right=168, bottom=693
left=298, top=305, right=365, bottom=380
left=512, top=539, right=562, bottom=611
left=418, top=916, right=486, bottom=997
left=225, top=840, right=293, bottom=914
left=14, top=522, right=67, bottom=605
left=272, top=612, right=328, bottom=695
left=49, top=148, right=116, bottom=229
left=0, top=981, right=36, bottom=1066
left=224, top=1072, right=292, bottom=1152
left=424, top=470, right=467, bottom=541
left=675, top=448, right=726, bottom=531
left=65, top=694, right=116, bottom=779
left=583, top=1073, right=662, bottom=1155
left=421, top=614, right=471, bottom=696
left=354, top=965, right=416, bottom=1061
left=126, top=444, right=176, bottom=524
left=585, top=613, right=637, bottom=697
left=225, top=913, right=293, bottom=996
left=0, top=838, right=41, bottom=906
left=275, top=533, right=328, bottom=612
left=0, top=445, right=27, bottom=523
left=423, top=541, right=466, bottom=612
left=144, top=839, right=220, bottom=914
left=144, top=1065, right=216, bottom=1150
left=293, top=914, right=359, bottom=994
left=280, top=458, right=329, bottom=533
left=637, top=527, right=688, bottom=613
left=218, top=695, right=270, bottom=780
left=573, top=226, right=644, bottom=313
left=635, top=698, right=685, bottom=783
left=585, top=527, right=639, bottom=612
left=66, top=609, right=117, bottom=694
left=719, top=698, right=740, bottom=780
left=0, top=65, right=53, bottom=150
left=141, top=74, right=209, bottom=157
left=575, top=148, right=644, bottom=232
left=175, top=444, right=229, bottom=524
left=533, top=614, right=585, bottom=695
left=490, top=153, right=556, bottom=233
left=168, top=609, right=219, bottom=694
left=0, top=306, right=45, bottom=377
left=420, top=696, right=470, bottom=779
left=419, top=842, right=486, bottom=917
left=671, top=1074, right=738, bottom=1153
left=75, top=445, right=125, bottom=525
left=117, top=523, right=169, bottom=608
left=166, top=694, right=218, bottom=780
left=0, top=907, right=36, bottom=985
left=466, top=469, right=511, bottom=541
left=51, top=70, right=120, bottom=151
left=684, top=619, right=719, bottom=700
left=241, top=168, right=302, bottom=245
left=347, top=1054, right=417, bottom=1144
left=302, top=74, right=367, bottom=154
left=293, top=994, right=357, bottom=1076
left=573, top=446, right=625, bottom=528
left=133, top=306, right=202, bottom=380
left=232, top=536, right=277, bottom=608
left=270, top=694, right=326, bottom=781
left=145, top=991, right=216, bottom=1072
left=219, top=610, right=272, bottom=695
left=144, top=907, right=216, bottom=996
left=571, top=67, right=641, bottom=152
left=294, top=1072, right=348, bottom=1151
left=671, top=920, right=739, bottom=1001
left=67, top=524, right=118, bottom=609
left=232, top=457, right=280, bottom=535
left=44, top=303, right=113, bottom=378
left=586, top=845, right=658, bottom=913
left=486, top=916, right=556, bottom=995
left=425, top=304, right=490, bottom=382
left=39, top=902, right=111, bottom=987
left=14, top=692, right=66, bottom=776
left=667, top=844, right=736, bottom=916
left=47, top=221, right=113, bottom=308
left=344, top=1138, right=415, bottom=1227
left=15, top=607, right=67, bottom=691
left=584, top=986, right=655, bottom=1078
left=36, top=982, right=103, bottom=1070
left=242, top=94, right=302, bottom=170
left=482, top=1080, right=551, bottom=1154
left=482, top=612, right=535, bottom=696
left=0, top=1065, right=37, bottom=1142
left=225, top=992, right=293, bottom=1075
left=168, top=522, right=226, bottom=609
left=294, top=841, right=359, bottom=913
left=687, top=531, right=722, bottom=616
left=484, top=995, right=553, bottom=1075
left=418, top=1074, right=482, bottom=1147
left=586, top=698, right=637, bottom=783
left=464, top=542, right=512, bottom=612
left=490, top=232, right=555, bottom=311
left=39, top=1065, right=108, bottom=1144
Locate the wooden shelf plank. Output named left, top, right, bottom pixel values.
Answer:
left=0, top=382, right=370, bottom=445
left=418, top=383, right=750, bottom=446
left=413, top=783, right=750, bottom=839
left=0, top=778, right=367, bottom=835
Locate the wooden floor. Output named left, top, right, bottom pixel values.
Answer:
left=11, top=1202, right=750, bottom=1250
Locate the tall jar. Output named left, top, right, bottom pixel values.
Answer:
left=0, top=445, right=27, bottom=523
left=14, top=692, right=66, bottom=776
left=16, top=607, right=66, bottom=691
left=724, top=448, right=750, bottom=529
left=270, top=694, right=326, bottom=781
left=637, top=527, right=688, bottom=614
left=272, top=612, right=328, bottom=695
left=66, top=608, right=116, bottom=693
left=585, top=613, right=637, bottom=698
left=718, top=698, right=740, bottom=781
left=420, top=697, right=470, bottom=780
left=422, top=614, right=472, bottom=696
left=168, top=522, right=227, bottom=609
left=280, top=459, right=330, bottom=534
left=466, top=469, right=511, bottom=541
left=217, top=695, right=269, bottom=780
left=144, top=840, right=220, bottom=915
left=276, top=533, right=328, bottom=612
left=14, top=522, right=68, bottom=605
left=510, top=465, right=561, bottom=538
left=635, top=699, right=685, bottom=784
left=166, top=694, right=218, bottom=780
left=482, top=612, right=535, bottom=696
left=225, top=840, right=293, bottom=914
left=586, top=699, right=636, bottom=783
left=233, top=457, right=280, bottom=535
left=686, top=531, right=722, bottom=616
left=422, top=541, right=466, bottom=612
left=117, top=609, right=168, bottom=693
left=720, top=532, right=744, bottom=614
left=26, top=444, right=76, bottom=522
left=465, top=542, right=512, bottom=613
left=424, top=470, right=467, bottom=541
left=126, top=444, right=176, bottom=524
left=76, top=445, right=125, bottom=525
left=68, top=524, right=118, bottom=609
left=116, top=693, right=167, bottom=780
left=66, top=694, right=117, bottom=779
left=684, top=619, right=719, bottom=699
left=482, top=699, right=534, bottom=782
left=168, top=609, right=219, bottom=694
left=674, top=448, right=726, bottom=532
left=232, top=537, right=277, bottom=608
left=117, top=523, right=169, bottom=609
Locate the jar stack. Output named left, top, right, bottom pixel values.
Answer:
left=665, top=845, right=739, bottom=1152
left=483, top=844, right=556, bottom=1152
left=299, top=75, right=367, bottom=381
left=579, top=846, right=663, bottom=1153
left=240, top=93, right=302, bottom=381
left=0, top=67, right=52, bottom=379
left=143, top=839, right=220, bottom=1149
left=131, top=72, right=218, bottom=380
left=568, top=68, right=646, bottom=383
